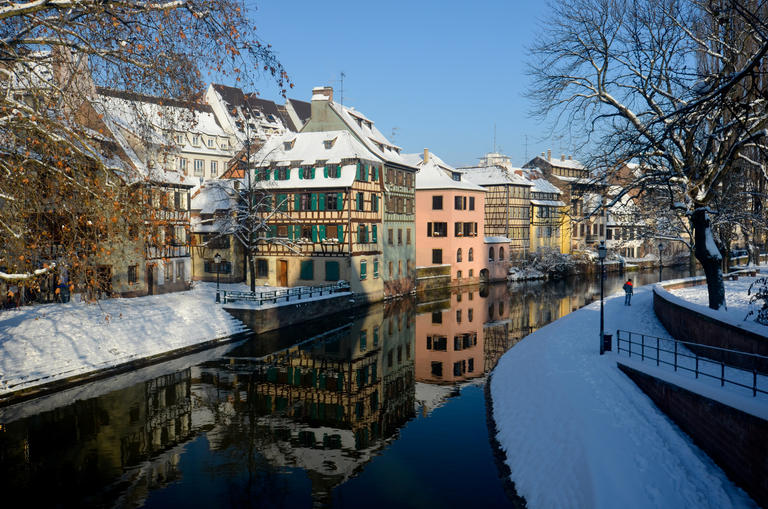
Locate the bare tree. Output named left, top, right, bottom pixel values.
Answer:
left=0, top=0, right=290, bottom=292
left=529, top=0, right=768, bottom=308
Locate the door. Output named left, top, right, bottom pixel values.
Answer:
left=278, top=260, right=288, bottom=287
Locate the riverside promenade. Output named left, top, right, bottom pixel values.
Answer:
left=490, top=280, right=764, bottom=508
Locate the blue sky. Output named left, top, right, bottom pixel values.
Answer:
left=243, top=0, right=573, bottom=168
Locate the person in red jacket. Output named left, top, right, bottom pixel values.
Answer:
left=623, top=278, right=633, bottom=306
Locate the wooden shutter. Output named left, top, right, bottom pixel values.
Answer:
left=294, top=194, right=300, bottom=211
left=310, top=193, right=318, bottom=211
left=319, top=225, right=326, bottom=239
left=372, top=225, right=377, bottom=242
left=319, top=193, right=326, bottom=210
left=338, top=224, right=344, bottom=243
left=337, top=193, right=343, bottom=210
left=311, top=225, right=318, bottom=242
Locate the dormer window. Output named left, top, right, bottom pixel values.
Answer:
left=207, top=138, right=214, bottom=148
left=192, top=135, right=199, bottom=146
left=323, top=137, right=337, bottom=149
left=175, top=134, right=184, bottom=145
left=452, top=172, right=461, bottom=181
left=283, top=138, right=296, bottom=150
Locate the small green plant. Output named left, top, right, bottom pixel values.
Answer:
left=746, top=277, right=768, bottom=325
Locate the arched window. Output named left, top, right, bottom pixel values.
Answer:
left=499, top=247, right=505, bottom=261
left=489, top=247, right=495, bottom=261
left=457, top=248, right=462, bottom=262
left=468, top=248, right=474, bottom=262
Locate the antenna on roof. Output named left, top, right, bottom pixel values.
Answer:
left=340, top=71, right=346, bottom=106
left=493, top=123, right=496, bottom=153
left=391, top=127, right=399, bottom=141
left=525, top=135, right=528, bottom=161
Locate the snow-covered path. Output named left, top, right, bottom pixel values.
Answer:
left=491, top=284, right=759, bottom=508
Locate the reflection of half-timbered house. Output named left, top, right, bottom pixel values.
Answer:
left=250, top=130, right=386, bottom=301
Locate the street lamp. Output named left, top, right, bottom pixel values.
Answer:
left=598, top=241, right=607, bottom=355
left=658, top=242, right=663, bottom=282
left=214, top=252, right=221, bottom=303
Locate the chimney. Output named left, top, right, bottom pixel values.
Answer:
left=561, top=154, right=565, bottom=161
left=541, top=152, right=545, bottom=157
left=312, top=86, right=333, bottom=102
left=423, top=148, right=430, bottom=164
left=547, top=149, right=551, bottom=161
left=569, top=155, right=573, bottom=160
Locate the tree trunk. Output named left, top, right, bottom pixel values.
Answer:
left=692, top=208, right=725, bottom=310
left=688, top=247, right=696, bottom=278
left=248, top=253, right=256, bottom=293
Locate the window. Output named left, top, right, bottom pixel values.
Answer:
left=454, top=196, right=467, bottom=210
left=165, top=261, right=172, bottom=282
left=456, top=310, right=462, bottom=323
left=360, top=330, right=367, bottom=352
left=191, top=135, right=199, bottom=146
left=469, top=269, right=474, bottom=277
left=210, top=160, right=218, bottom=177
left=360, top=259, right=367, bottom=280
left=426, top=336, right=447, bottom=350
left=326, top=165, right=341, bottom=178
left=173, top=225, right=186, bottom=245
left=358, top=224, right=369, bottom=243
left=194, top=159, right=204, bottom=176
left=432, top=195, right=443, bottom=210
left=204, top=259, right=231, bottom=274
left=499, top=247, right=505, bottom=260
left=457, top=248, right=462, bottom=262
left=373, top=259, right=379, bottom=278
left=388, top=228, right=394, bottom=245
left=431, top=361, right=443, bottom=377
left=175, top=260, right=185, bottom=281
left=468, top=308, right=473, bottom=322
left=468, top=248, right=474, bottom=262
left=389, top=261, right=393, bottom=277
left=207, top=138, right=214, bottom=148
left=398, top=229, right=403, bottom=245
left=356, top=192, right=364, bottom=211
left=372, top=194, right=379, bottom=212
left=427, top=222, right=448, bottom=237
left=276, top=167, right=289, bottom=180
left=300, top=260, right=314, bottom=280
left=432, top=249, right=443, bottom=264
left=300, top=167, right=315, bottom=179
left=128, top=265, right=138, bottom=284
left=457, top=270, right=462, bottom=279
left=298, top=193, right=312, bottom=211
left=432, top=311, right=442, bottom=323
left=469, top=196, right=475, bottom=210
left=175, top=134, right=184, bottom=145
left=257, top=259, right=268, bottom=277
left=406, top=229, right=411, bottom=245
left=489, top=247, right=495, bottom=261
left=177, top=157, right=188, bottom=175
left=325, top=261, right=340, bottom=281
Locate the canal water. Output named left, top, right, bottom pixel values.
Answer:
left=0, top=267, right=694, bottom=508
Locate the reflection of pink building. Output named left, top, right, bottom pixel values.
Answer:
left=414, top=289, right=485, bottom=384
left=411, top=149, right=487, bottom=287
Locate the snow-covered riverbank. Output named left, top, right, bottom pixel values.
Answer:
left=490, top=280, right=764, bottom=508
left=0, top=283, right=249, bottom=398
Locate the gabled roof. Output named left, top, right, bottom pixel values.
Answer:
left=460, top=165, right=532, bottom=187
left=250, top=130, right=378, bottom=190
left=408, top=152, right=486, bottom=192
left=525, top=154, right=585, bottom=170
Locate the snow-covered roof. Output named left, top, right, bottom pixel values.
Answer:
left=409, top=152, right=486, bottom=192
left=191, top=180, right=239, bottom=214
left=250, top=130, right=376, bottom=190
left=485, top=236, right=511, bottom=244
left=531, top=199, right=566, bottom=207
left=327, top=102, right=413, bottom=167
left=461, top=166, right=532, bottom=187
left=528, top=177, right=562, bottom=195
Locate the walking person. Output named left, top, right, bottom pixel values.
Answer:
left=623, top=278, right=633, bottom=306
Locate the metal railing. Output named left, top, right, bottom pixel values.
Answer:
left=616, top=329, right=768, bottom=397
left=222, top=281, right=350, bottom=305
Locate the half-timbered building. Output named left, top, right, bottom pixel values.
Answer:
left=461, top=165, right=533, bottom=259
left=300, top=87, right=418, bottom=297
left=249, top=130, right=387, bottom=301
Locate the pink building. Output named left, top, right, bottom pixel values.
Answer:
left=412, top=149, right=487, bottom=287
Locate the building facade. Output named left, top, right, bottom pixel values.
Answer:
left=301, top=87, right=418, bottom=297
left=412, top=150, right=487, bottom=287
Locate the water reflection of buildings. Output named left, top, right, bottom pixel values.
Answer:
left=192, top=300, right=416, bottom=504
left=0, top=367, right=196, bottom=507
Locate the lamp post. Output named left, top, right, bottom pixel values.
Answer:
left=598, top=241, right=607, bottom=355
left=214, top=252, right=221, bottom=303
left=658, top=242, right=663, bottom=282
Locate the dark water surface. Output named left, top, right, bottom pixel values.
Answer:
left=0, top=267, right=695, bottom=508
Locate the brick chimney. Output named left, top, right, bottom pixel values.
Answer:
left=312, top=86, right=333, bottom=101
left=424, top=148, right=430, bottom=164
left=561, top=154, right=565, bottom=161
left=547, top=149, right=551, bottom=161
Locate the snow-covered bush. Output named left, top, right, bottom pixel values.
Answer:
left=529, top=248, right=580, bottom=279
left=746, top=277, right=768, bottom=325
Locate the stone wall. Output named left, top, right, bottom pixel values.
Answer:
left=225, top=293, right=359, bottom=334
left=618, top=364, right=768, bottom=508
left=653, top=285, right=768, bottom=373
